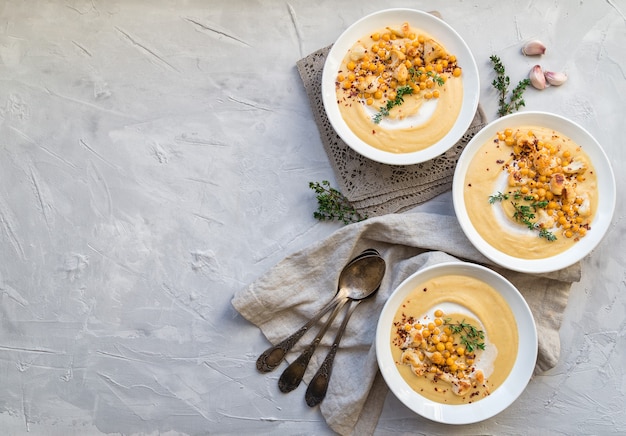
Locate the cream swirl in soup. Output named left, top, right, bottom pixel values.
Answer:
left=390, top=274, right=518, bottom=405
left=335, top=22, right=464, bottom=154
left=464, top=126, right=598, bottom=259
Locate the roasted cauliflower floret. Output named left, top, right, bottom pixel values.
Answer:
left=549, top=173, right=566, bottom=195
left=394, top=63, right=409, bottom=82
left=536, top=208, right=556, bottom=229
left=356, top=74, right=379, bottom=93
left=578, top=192, right=592, bottom=217
left=423, top=38, right=446, bottom=63
left=534, top=152, right=558, bottom=176
left=563, top=156, right=588, bottom=174
left=508, top=170, right=529, bottom=187
left=390, top=49, right=406, bottom=66
left=349, top=44, right=367, bottom=61
left=438, top=372, right=474, bottom=396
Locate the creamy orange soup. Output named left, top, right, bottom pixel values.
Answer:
left=335, top=22, right=463, bottom=153
left=390, top=274, right=518, bottom=404
left=464, top=126, right=598, bottom=259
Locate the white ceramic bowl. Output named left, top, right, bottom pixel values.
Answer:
left=376, top=262, right=537, bottom=424
left=452, top=111, right=616, bottom=273
left=322, top=8, right=480, bottom=165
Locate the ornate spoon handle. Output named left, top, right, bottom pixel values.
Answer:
left=277, top=299, right=347, bottom=393
left=305, top=300, right=360, bottom=407
left=256, top=249, right=380, bottom=373
left=256, top=294, right=342, bottom=373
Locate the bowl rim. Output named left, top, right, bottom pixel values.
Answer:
left=375, top=261, right=538, bottom=424
left=452, top=111, right=616, bottom=273
left=321, top=8, right=480, bottom=165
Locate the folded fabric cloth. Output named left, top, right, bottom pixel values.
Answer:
left=232, top=212, right=581, bottom=435
left=296, top=46, right=487, bottom=218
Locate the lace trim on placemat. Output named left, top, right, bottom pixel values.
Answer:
left=296, top=45, right=487, bottom=217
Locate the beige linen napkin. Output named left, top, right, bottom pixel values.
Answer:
left=232, top=212, right=581, bottom=435
left=296, top=46, right=487, bottom=218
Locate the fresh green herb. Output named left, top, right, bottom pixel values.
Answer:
left=539, top=228, right=557, bottom=241
left=309, top=180, right=367, bottom=225
left=488, top=191, right=509, bottom=204
left=489, top=192, right=557, bottom=241
left=512, top=200, right=551, bottom=229
left=444, top=318, right=486, bottom=353
left=372, top=109, right=388, bottom=125
left=408, top=67, right=445, bottom=86
left=428, top=70, right=445, bottom=86
left=372, top=85, right=414, bottom=124
left=490, top=55, right=531, bottom=117
left=372, top=67, right=447, bottom=124
left=408, top=68, right=445, bottom=86
left=512, top=202, right=537, bottom=230
left=511, top=190, right=526, bottom=200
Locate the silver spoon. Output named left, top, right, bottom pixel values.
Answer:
left=277, top=255, right=386, bottom=393
left=305, top=281, right=382, bottom=406
left=277, top=296, right=348, bottom=393
left=256, top=249, right=380, bottom=373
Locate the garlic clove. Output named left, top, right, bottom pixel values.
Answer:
left=522, top=40, right=547, bottom=56
left=529, top=65, right=547, bottom=90
left=544, top=71, right=568, bottom=86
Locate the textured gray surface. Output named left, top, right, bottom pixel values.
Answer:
left=0, top=1, right=624, bottom=434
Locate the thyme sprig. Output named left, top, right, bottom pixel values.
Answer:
left=490, top=55, right=531, bottom=117
left=408, top=68, right=445, bottom=86
left=488, top=191, right=509, bottom=203
left=512, top=202, right=538, bottom=230
left=489, top=191, right=556, bottom=241
left=372, top=85, right=414, bottom=124
left=444, top=318, right=485, bottom=353
left=372, top=69, right=446, bottom=124
left=539, top=228, right=558, bottom=241
left=309, top=180, right=367, bottom=225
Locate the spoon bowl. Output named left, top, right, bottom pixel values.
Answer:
left=256, top=249, right=381, bottom=373
left=337, top=255, right=386, bottom=300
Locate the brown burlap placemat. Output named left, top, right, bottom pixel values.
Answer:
left=296, top=46, right=487, bottom=218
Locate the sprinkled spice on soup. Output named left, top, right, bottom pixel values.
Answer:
left=464, top=126, right=598, bottom=259
left=390, top=274, right=518, bottom=404
left=335, top=22, right=464, bottom=153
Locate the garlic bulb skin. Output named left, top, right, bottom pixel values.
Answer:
left=544, top=71, right=568, bottom=86
left=529, top=65, right=547, bottom=90
left=522, top=40, right=547, bottom=56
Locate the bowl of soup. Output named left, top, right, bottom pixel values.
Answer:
left=376, top=261, right=537, bottom=424
left=322, top=8, right=480, bottom=165
left=452, top=111, right=616, bottom=273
